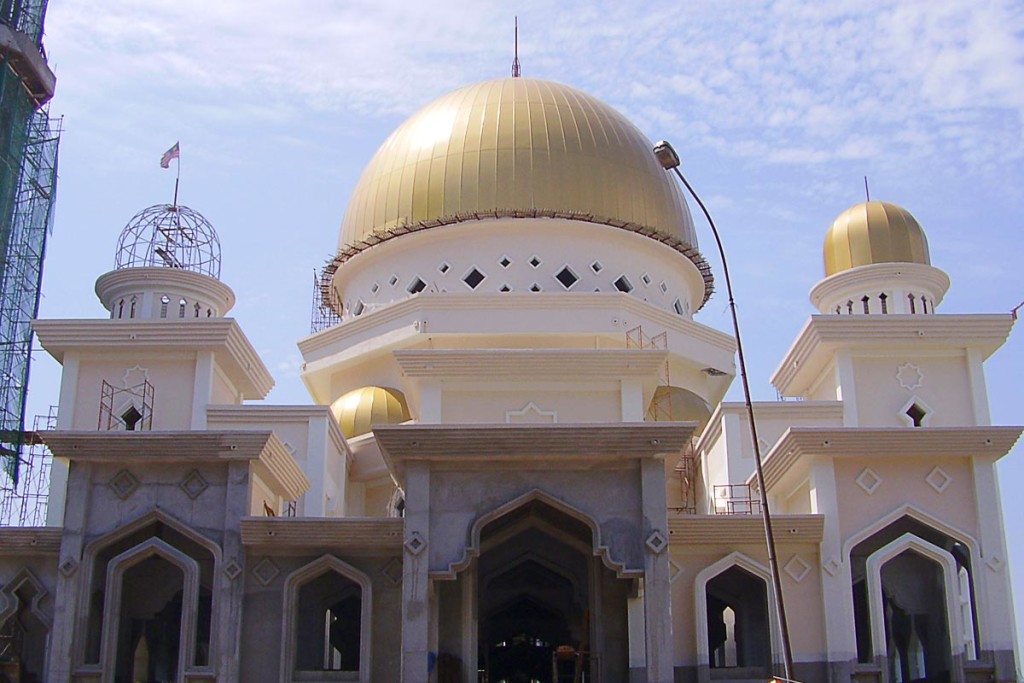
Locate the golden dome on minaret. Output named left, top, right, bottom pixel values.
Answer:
left=823, top=201, right=931, bottom=277
left=338, top=77, right=700, bottom=257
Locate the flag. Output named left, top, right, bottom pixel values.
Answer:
left=160, top=142, right=180, bottom=169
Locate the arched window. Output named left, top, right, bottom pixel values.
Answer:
left=282, top=556, right=372, bottom=683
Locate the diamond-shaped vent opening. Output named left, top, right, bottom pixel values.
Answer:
left=499, top=256, right=512, bottom=268
left=673, top=299, right=684, bottom=315
left=529, top=256, right=541, bottom=268
left=370, top=282, right=379, bottom=294
left=660, top=281, right=668, bottom=293
left=352, top=301, right=365, bottom=316
left=499, top=284, right=512, bottom=292
left=613, top=275, right=633, bottom=293
left=121, top=405, right=143, bottom=431
left=529, top=283, right=542, bottom=292
left=407, top=277, right=427, bottom=294
left=641, top=273, right=652, bottom=286
left=555, top=266, right=579, bottom=290
left=438, top=262, right=450, bottom=274
left=462, top=267, right=486, bottom=289
left=906, top=402, right=927, bottom=427
left=590, top=261, right=603, bottom=273
left=389, top=274, right=399, bottom=287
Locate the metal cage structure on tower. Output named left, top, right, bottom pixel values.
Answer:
left=114, top=204, right=222, bottom=279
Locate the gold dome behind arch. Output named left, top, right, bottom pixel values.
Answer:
left=824, top=201, right=930, bottom=277
left=330, top=386, right=411, bottom=440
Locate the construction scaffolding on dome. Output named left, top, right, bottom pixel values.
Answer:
left=0, top=0, right=48, bottom=46
left=0, top=109, right=60, bottom=488
left=0, top=407, right=53, bottom=526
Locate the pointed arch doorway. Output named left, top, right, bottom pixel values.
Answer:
left=466, top=496, right=631, bottom=683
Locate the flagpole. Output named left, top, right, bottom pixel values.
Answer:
left=173, top=148, right=181, bottom=208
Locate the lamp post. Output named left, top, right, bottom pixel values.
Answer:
left=654, top=140, right=796, bottom=681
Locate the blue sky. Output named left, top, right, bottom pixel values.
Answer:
left=27, top=0, right=1024, bottom=656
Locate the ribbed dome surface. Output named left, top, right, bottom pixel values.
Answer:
left=338, top=78, right=698, bottom=251
left=330, top=386, right=411, bottom=439
left=824, top=201, right=930, bottom=277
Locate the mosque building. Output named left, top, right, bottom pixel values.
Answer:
left=0, top=75, right=1019, bottom=683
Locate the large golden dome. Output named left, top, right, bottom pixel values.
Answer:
left=338, top=77, right=700, bottom=255
left=824, top=201, right=931, bottom=277
left=330, top=386, right=411, bottom=439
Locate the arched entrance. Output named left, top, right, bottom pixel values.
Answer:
left=472, top=497, right=630, bottom=682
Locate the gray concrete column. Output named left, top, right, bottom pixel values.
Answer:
left=640, top=457, right=673, bottom=682
left=46, top=463, right=92, bottom=682
left=402, top=462, right=431, bottom=683
left=216, top=461, right=249, bottom=682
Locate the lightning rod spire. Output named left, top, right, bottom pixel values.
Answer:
left=512, top=16, right=521, bottom=77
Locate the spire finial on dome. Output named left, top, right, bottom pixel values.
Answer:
left=511, top=17, right=521, bottom=78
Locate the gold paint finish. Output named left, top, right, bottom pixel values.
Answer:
left=338, top=78, right=699, bottom=252
left=330, top=386, right=410, bottom=439
left=646, top=385, right=712, bottom=435
left=823, top=201, right=930, bottom=277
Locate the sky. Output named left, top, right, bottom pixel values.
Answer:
left=23, top=0, right=1024, bottom=658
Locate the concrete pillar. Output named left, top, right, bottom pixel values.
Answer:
left=402, top=462, right=431, bottom=682
left=190, top=350, right=214, bottom=429
left=627, top=581, right=647, bottom=675
left=216, top=460, right=250, bottom=682
left=640, top=457, right=673, bottom=682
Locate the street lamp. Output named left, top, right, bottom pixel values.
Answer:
left=654, top=140, right=796, bottom=681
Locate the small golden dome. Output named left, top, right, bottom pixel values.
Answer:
left=824, top=201, right=930, bottom=277
left=339, top=77, right=700, bottom=257
left=330, top=386, right=410, bottom=439
left=645, top=386, right=712, bottom=435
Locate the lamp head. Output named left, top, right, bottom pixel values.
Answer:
left=653, top=140, right=680, bottom=170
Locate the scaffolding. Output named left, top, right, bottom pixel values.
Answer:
left=0, top=109, right=59, bottom=485
left=310, top=268, right=341, bottom=334
left=0, top=406, right=53, bottom=526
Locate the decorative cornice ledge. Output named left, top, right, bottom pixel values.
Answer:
left=668, top=514, right=824, bottom=545
left=42, top=430, right=310, bottom=501
left=33, top=319, right=275, bottom=399
left=753, top=426, right=1023, bottom=492
left=0, top=527, right=62, bottom=555
left=375, top=422, right=695, bottom=483
left=772, top=314, right=1014, bottom=397
left=394, top=348, right=668, bottom=378
left=240, top=517, right=403, bottom=551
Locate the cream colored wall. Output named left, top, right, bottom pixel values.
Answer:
left=211, top=365, right=240, bottom=405
left=441, top=387, right=620, bottom=423
left=834, top=456, right=978, bottom=541
left=782, top=480, right=813, bottom=514
left=71, top=354, right=197, bottom=430
left=853, top=354, right=974, bottom=426
left=250, top=471, right=280, bottom=515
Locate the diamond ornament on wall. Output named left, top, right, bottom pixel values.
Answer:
left=381, top=557, right=403, bottom=585
left=855, top=467, right=882, bottom=495
left=645, top=530, right=668, bottom=554
left=405, top=531, right=427, bottom=556
left=925, top=467, right=952, bottom=494
left=109, top=469, right=140, bottom=500
left=179, top=469, right=209, bottom=500
left=822, top=557, right=841, bottom=576
left=252, top=557, right=280, bottom=586
left=784, top=555, right=811, bottom=582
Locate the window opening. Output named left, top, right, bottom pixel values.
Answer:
left=905, top=403, right=927, bottom=427
left=613, top=275, right=633, bottom=293
left=554, top=266, right=579, bottom=290
left=590, top=260, right=603, bottom=273
left=407, top=277, right=426, bottom=294
left=879, top=293, right=888, bottom=314
left=660, top=281, right=669, bottom=294
left=499, top=284, right=512, bottom=292
left=908, top=294, right=916, bottom=314
left=179, top=299, right=186, bottom=318
left=674, top=299, right=685, bottom=316
left=370, top=282, right=379, bottom=294
left=862, top=295, right=870, bottom=314
left=438, top=262, right=450, bottom=274
left=389, top=274, right=399, bottom=287
left=706, top=567, right=770, bottom=669
left=847, top=299, right=854, bottom=314
left=353, top=301, right=365, bottom=317
left=193, top=302, right=201, bottom=317
left=529, top=283, right=542, bottom=292
left=529, top=255, right=541, bottom=268
left=462, top=267, right=486, bottom=290
left=129, top=296, right=137, bottom=319
left=121, top=405, right=144, bottom=431
left=641, top=273, right=652, bottom=286
left=296, top=572, right=362, bottom=673
left=922, top=296, right=929, bottom=314
left=118, top=299, right=124, bottom=319
left=160, top=295, right=170, bottom=319
left=499, top=256, right=512, bottom=268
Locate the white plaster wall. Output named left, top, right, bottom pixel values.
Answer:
left=441, top=388, right=621, bottom=423
left=853, top=354, right=974, bottom=426
left=71, top=355, right=197, bottom=430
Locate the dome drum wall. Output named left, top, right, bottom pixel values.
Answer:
left=331, top=77, right=712, bottom=309
left=95, top=267, right=237, bottom=320
left=330, top=219, right=707, bottom=320
left=809, top=262, right=949, bottom=316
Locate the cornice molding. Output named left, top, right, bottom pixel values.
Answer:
left=240, top=517, right=403, bottom=550
left=393, top=348, right=668, bottom=379
left=772, top=314, right=1014, bottom=397
left=755, top=426, right=1023, bottom=491
left=0, top=527, right=62, bottom=555
left=668, top=514, right=823, bottom=544
left=33, top=319, right=274, bottom=398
